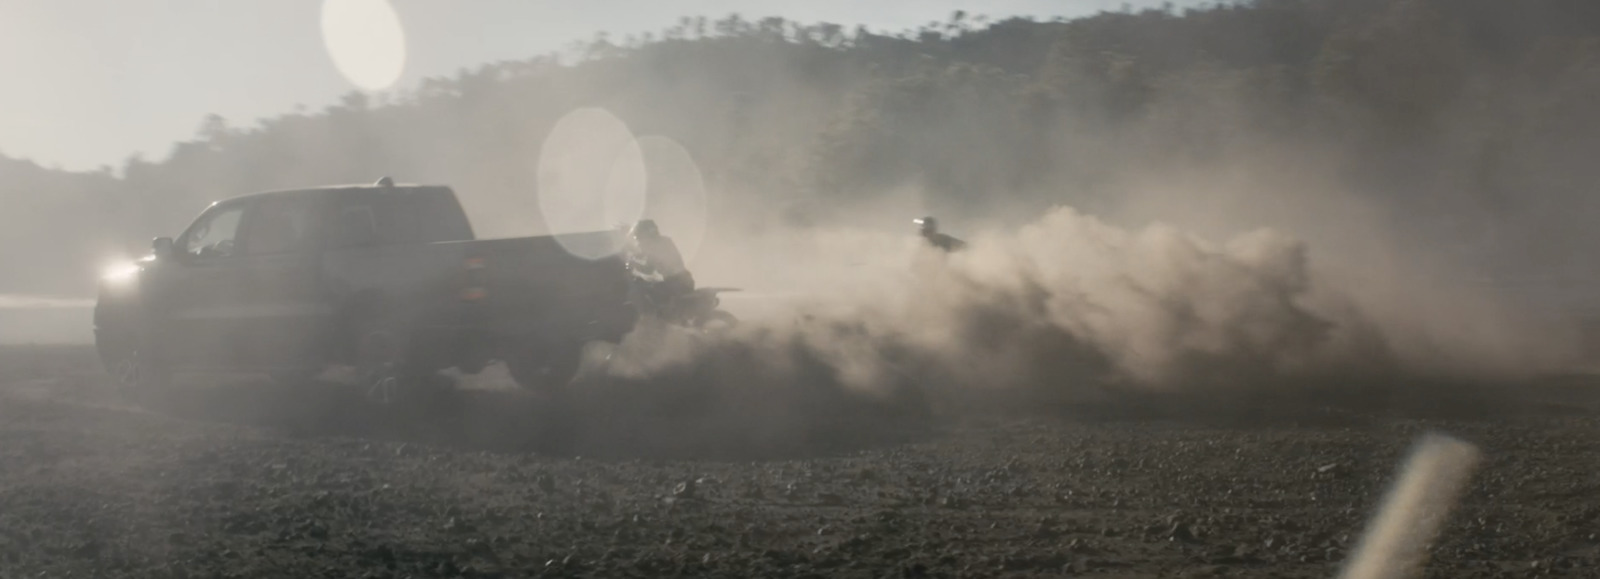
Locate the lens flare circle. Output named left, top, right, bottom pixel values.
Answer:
left=320, top=0, right=407, bottom=91
left=635, top=136, right=710, bottom=266
left=537, top=108, right=647, bottom=259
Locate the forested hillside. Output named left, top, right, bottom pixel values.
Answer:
left=6, top=0, right=1600, bottom=297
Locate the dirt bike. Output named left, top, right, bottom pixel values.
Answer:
left=624, top=261, right=739, bottom=331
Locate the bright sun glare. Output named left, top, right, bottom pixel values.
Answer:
left=320, top=0, right=407, bottom=91
left=537, top=108, right=649, bottom=259
left=534, top=109, right=712, bottom=262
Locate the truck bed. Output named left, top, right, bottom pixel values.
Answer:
left=460, top=233, right=635, bottom=340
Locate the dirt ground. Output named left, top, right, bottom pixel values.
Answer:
left=2, top=345, right=1599, bottom=578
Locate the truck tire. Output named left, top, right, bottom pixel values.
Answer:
left=506, top=341, right=583, bottom=394
left=351, top=316, right=440, bottom=407
left=95, top=326, right=169, bottom=406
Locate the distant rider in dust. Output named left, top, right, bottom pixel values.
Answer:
left=914, top=216, right=966, bottom=252
left=625, top=219, right=695, bottom=310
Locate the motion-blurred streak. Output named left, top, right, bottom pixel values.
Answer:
left=1340, top=433, right=1482, bottom=579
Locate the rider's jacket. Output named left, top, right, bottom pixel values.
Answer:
left=634, top=235, right=688, bottom=277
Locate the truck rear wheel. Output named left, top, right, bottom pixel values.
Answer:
left=506, top=342, right=583, bottom=394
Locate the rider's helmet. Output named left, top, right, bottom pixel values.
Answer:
left=630, top=219, right=660, bottom=240
left=913, top=216, right=938, bottom=235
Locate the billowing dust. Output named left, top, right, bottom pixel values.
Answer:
left=566, top=201, right=1582, bottom=423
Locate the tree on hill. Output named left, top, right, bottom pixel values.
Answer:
left=4, top=0, right=1600, bottom=294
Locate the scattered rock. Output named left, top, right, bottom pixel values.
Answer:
left=673, top=479, right=696, bottom=499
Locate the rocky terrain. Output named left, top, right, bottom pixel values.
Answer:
left=2, top=345, right=1599, bottom=578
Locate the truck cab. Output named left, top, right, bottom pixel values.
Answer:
left=95, top=180, right=636, bottom=399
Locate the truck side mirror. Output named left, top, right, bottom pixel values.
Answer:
left=152, top=237, right=176, bottom=259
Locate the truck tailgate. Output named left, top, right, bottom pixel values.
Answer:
left=460, top=233, right=634, bottom=340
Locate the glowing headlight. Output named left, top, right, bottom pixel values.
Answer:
left=101, top=262, right=142, bottom=284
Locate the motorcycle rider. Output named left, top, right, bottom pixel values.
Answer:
left=914, top=216, right=966, bottom=252
left=625, top=219, right=695, bottom=312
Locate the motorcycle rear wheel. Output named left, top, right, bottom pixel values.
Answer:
left=697, top=310, right=738, bottom=331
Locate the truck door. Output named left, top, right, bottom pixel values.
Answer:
left=231, top=194, right=329, bottom=370
left=158, top=200, right=251, bottom=367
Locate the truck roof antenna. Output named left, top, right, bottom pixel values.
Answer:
left=375, top=176, right=394, bottom=187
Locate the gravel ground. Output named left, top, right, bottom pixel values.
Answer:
left=2, top=346, right=1599, bottom=578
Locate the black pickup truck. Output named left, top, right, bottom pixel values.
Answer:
left=94, top=179, right=637, bottom=400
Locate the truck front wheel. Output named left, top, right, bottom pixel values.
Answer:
left=351, top=319, right=443, bottom=407
left=95, top=327, right=170, bottom=405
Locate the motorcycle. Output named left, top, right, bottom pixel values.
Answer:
left=624, top=259, right=739, bottom=331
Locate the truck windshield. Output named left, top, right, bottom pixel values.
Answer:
left=330, top=187, right=473, bottom=247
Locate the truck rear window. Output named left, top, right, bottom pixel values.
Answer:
left=330, top=187, right=473, bottom=247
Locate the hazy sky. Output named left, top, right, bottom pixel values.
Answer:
left=0, top=0, right=1189, bottom=171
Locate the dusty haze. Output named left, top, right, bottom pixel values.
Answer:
left=2, top=1, right=1596, bottom=399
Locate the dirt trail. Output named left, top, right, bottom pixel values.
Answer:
left=3, top=346, right=1600, bottom=578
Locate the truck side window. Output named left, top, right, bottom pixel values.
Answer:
left=244, top=196, right=319, bottom=255
left=329, top=204, right=379, bottom=248
left=405, top=189, right=474, bottom=243
left=182, top=206, right=244, bottom=259
left=328, top=189, right=471, bottom=247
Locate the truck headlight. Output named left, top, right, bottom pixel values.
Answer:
left=101, top=262, right=141, bottom=284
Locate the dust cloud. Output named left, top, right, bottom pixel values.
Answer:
left=581, top=181, right=1580, bottom=414
left=4, top=3, right=1592, bottom=416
